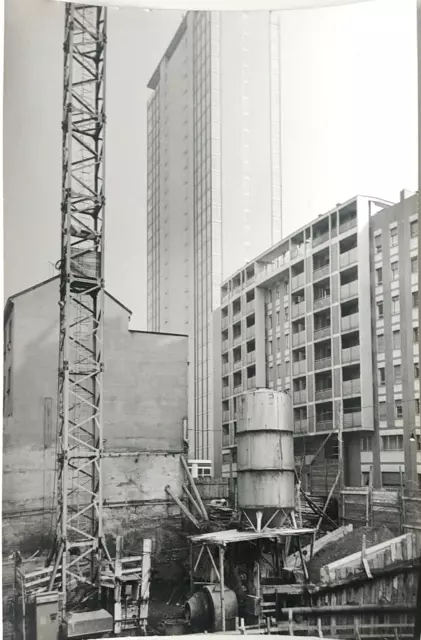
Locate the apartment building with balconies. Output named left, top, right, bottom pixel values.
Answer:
left=369, top=190, right=420, bottom=490
left=213, top=191, right=421, bottom=491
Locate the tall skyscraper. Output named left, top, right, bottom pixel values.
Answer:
left=147, top=11, right=283, bottom=463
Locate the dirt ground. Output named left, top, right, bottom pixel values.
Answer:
left=307, top=524, right=395, bottom=582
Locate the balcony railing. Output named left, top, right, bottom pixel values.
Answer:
left=222, top=362, right=230, bottom=375
left=291, top=247, right=304, bottom=260
left=246, top=301, right=254, bottom=314
left=222, top=387, right=230, bottom=398
left=292, top=360, right=307, bottom=376
left=247, top=377, right=256, bottom=390
left=341, top=313, right=359, bottom=332
left=340, top=280, right=358, bottom=300
left=247, top=351, right=256, bottom=364
left=292, top=331, right=306, bottom=348
left=314, top=356, right=332, bottom=371
left=233, top=310, right=242, bottom=322
left=339, top=217, right=357, bottom=235
left=292, top=301, right=306, bottom=318
left=294, top=419, right=308, bottom=434
left=233, top=383, right=243, bottom=395
left=222, top=410, right=230, bottom=422
left=314, top=325, right=331, bottom=341
left=233, top=360, right=242, bottom=371
left=222, top=340, right=229, bottom=352
left=313, top=230, right=330, bottom=248
left=313, top=294, right=331, bottom=310
left=246, top=325, right=255, bottom=339
left=315, top=387, right=332, bottom=402
left=233, top=335, right=242, bottom=346
left=343, top=411, right=362, bottom=429
left=340, top=247, right=357, bottom=268
left=342, top=345, right=360, bottom=364
left=222, top=316, right=229, bottom=329
left=315, top=419, right=333, bottom=432
left=313, top=264, right=330, bottom=281
left=293, top=390, right=307, bottom=405
left=222, top=433, right=230, bottom=447
left=342, top=378, right=361, bottom=397
left=291, top=273, right=305, bottom=291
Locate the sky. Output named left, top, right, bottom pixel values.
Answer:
left=3, top=0, right=418, bottom=330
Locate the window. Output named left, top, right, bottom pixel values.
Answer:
left=410, top=219, right=418, bottom=238
left=411, top=256, right=418, bottom=274
left=390, top=226, right=398, bottom=247
left=285, top=334, right=289, bottom=349
left=362, top=472, right=370, bottom=487
left=395, top=400, right=403, bottom=419
left=267, top=341, right=273, bottom=356
left=381, top=435, right=403, bottom=450
left=374, top=234, right=382, bottom=254
left=267, top=315, right=272, bottom=330
left=277, top=337, right=281, bottom=352
left=412, top=291, right=419, bottom=308
left=277, top=364, right=282, bottom=377
left=276, top=311, right=280, bottom=325
left=392, top=295, right=400, bottom=315
left=361, top=436, right=372, bottom=452
left=391, top=261, right=399, bottom=281
left=379, top=401, right=387, bottom=420
left=415, top=399, right=420, bottom=415
left=376, top=301, right=384, bottom=319
left=392, top=330, right=401, bottom=350
left=414, top=327, right=419, bottom=343
left=415, top=363, right=420, bottom=379
left=377, top=333, right=385, bottom=353
left=378, top=367, right=386, bottom=386
left=284, top=307, right=289, bottom=321
left=382, top=472, right=401, bottom=488
left=394, top=365, right=402, bottom=384
left=376, top=267, right=383, bottom=286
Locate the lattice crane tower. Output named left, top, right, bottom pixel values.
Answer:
left=55, top=3, right=108, bottom=610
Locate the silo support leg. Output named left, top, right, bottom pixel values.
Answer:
left=219, top=546, right=226, bottom=632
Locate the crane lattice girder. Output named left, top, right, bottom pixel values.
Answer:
left=55, top=2, right=107, bottom=609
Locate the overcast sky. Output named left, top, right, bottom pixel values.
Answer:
left=4, top=0, right=417, bottom=329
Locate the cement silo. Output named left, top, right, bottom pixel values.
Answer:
left=237, top=389, right=295, bottom=530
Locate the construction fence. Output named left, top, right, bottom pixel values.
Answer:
left=340, top=487, right=421, bottom=535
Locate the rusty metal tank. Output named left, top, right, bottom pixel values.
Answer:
left=237, top=389, right=295, bottom=529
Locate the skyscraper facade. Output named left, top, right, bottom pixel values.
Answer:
left=146, top=11, right=283, bottom=463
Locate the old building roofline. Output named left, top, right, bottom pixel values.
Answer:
left=4, top=275, right=132, bottom=323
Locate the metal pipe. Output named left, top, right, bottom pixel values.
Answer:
left=283, top=604, right=417, bottom=615
left=183, top=484, right=203, bottom=518
left=47, top=542, right=64, bottom=591
left=165, top=485, right=201, bottom=529
left=180, top=456, right=208, bottom=520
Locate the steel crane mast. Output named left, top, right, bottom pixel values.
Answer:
left=56, top=2, right=108, bottom=609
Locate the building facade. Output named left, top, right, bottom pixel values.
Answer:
left=146, top=11, right=283, bottom=464
left=3, top=277, right=188, bottom=551
left=214, top=192, right=421, bottom=490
